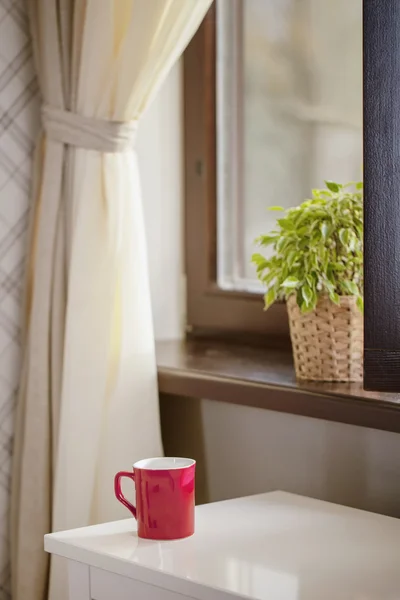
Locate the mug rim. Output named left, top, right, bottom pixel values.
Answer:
left=133, top=457, right=196, bottom=471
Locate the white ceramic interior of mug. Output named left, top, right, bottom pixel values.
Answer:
left=133, top=457, right=195, bottom=470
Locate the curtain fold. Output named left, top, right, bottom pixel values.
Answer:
left=11, top=1, right=213, bottom=599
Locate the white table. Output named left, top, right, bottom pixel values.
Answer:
left=45, top=491, right=400, bottom=600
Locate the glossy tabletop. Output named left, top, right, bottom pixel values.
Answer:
left=45, top=491, right=400, bottom=600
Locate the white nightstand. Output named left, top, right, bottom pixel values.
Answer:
left=45, top=491, right=400, bottom=600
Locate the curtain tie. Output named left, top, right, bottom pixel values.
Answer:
left=41, top=105, right=137, bottom=152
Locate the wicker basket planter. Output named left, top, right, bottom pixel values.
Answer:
left=287, top=295, right=363, bottom=382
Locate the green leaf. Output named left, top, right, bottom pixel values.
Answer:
left=256, top=261, right=269, bottom=273
left=260, top=270, right=276, bottom=285
left=251, top=253, right=265, bottom=265
left=252, top=254, right=270, bottom=273
left=256, top=235, right=277, bottom=247
left=277, top=218, right=294, bottom=231
left=332, top=262, right=346, bottom=271
left=324, top=279, right=335, bottom=294
left=287, top=250, right=298, bottom=268
left=268, top=206, right=285, bottom=211
left=344, top=280, right=359, bottom=295
left=300, top=302, right=310, bottom=313
left=356, top=182, right=363, bottom=190
left=329, top=291, right=340, bottom=305
left=348, top=235, right=357, bottom=252
left=294, top=210, right=312, bottom=227
left=320, top=221, right=329, bottom=240
left=356, top=296, right=364, bottom=313
left=339, top=228, right=350, bottom=246
left=264, top=287, right=277, bottom=310
left=355, top=223, right=363, bottom=237
left=281, top=276, right=300, bottom=289
left=301, top=284, right=313, bottom=306
left=311, top=189, right=320, bottom=196
left=310, top=230, right=321, bottom=247
left=325, top=181, right=341, bottom=193
left=297, top=226, right=310, bottom=237
left=305, top=275, right=315, bottom=288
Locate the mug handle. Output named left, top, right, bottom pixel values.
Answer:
left=114, top=471, right=136, bottom=519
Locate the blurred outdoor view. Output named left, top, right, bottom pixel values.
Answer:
left=216, top=0, right=362, bottom=290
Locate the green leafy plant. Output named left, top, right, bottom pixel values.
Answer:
left=252, top=181, right=363, bottom=314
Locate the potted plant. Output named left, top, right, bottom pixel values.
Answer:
left=252, top=181, right=363, bottom=382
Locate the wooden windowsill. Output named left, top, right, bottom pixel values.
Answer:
left=156, top=339, right=400, bottom=434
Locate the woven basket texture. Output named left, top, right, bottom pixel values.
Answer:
left=287, top=295, right=363, bottom=382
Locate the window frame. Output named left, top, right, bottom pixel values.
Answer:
left=363, top=0, right=400, bottom=392
left=185, top=1, right=398, bottom=395
left=184, top=3, right=290, bottom=344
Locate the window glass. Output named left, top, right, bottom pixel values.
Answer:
left=216, top=0, right=362, bottom=290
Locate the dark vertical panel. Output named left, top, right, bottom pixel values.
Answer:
left=364, top=0, right=400, bottom=390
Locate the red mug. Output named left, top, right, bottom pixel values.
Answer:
left=114, top=457, right=196, bottom=540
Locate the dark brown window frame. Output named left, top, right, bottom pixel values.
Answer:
left=184, top=3, right=289, bottom=345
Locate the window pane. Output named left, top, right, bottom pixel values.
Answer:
left=216, top=0, right=362, bottom=291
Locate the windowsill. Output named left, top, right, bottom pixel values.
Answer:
left=156, top=339, right=400, bottom=434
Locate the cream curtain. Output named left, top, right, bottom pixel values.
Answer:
left=10, top=1, right=212, bottom=599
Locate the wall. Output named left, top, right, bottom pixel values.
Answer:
left=0, top=2, right=39, bottom=598
left=161, top=395, right=400, bottom=518
left=201, top=400, right=400, bottom=517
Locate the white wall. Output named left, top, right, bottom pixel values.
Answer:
left=201, top=400, right=400, bottom=517
left=146, top=63, right=400, bottom=519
